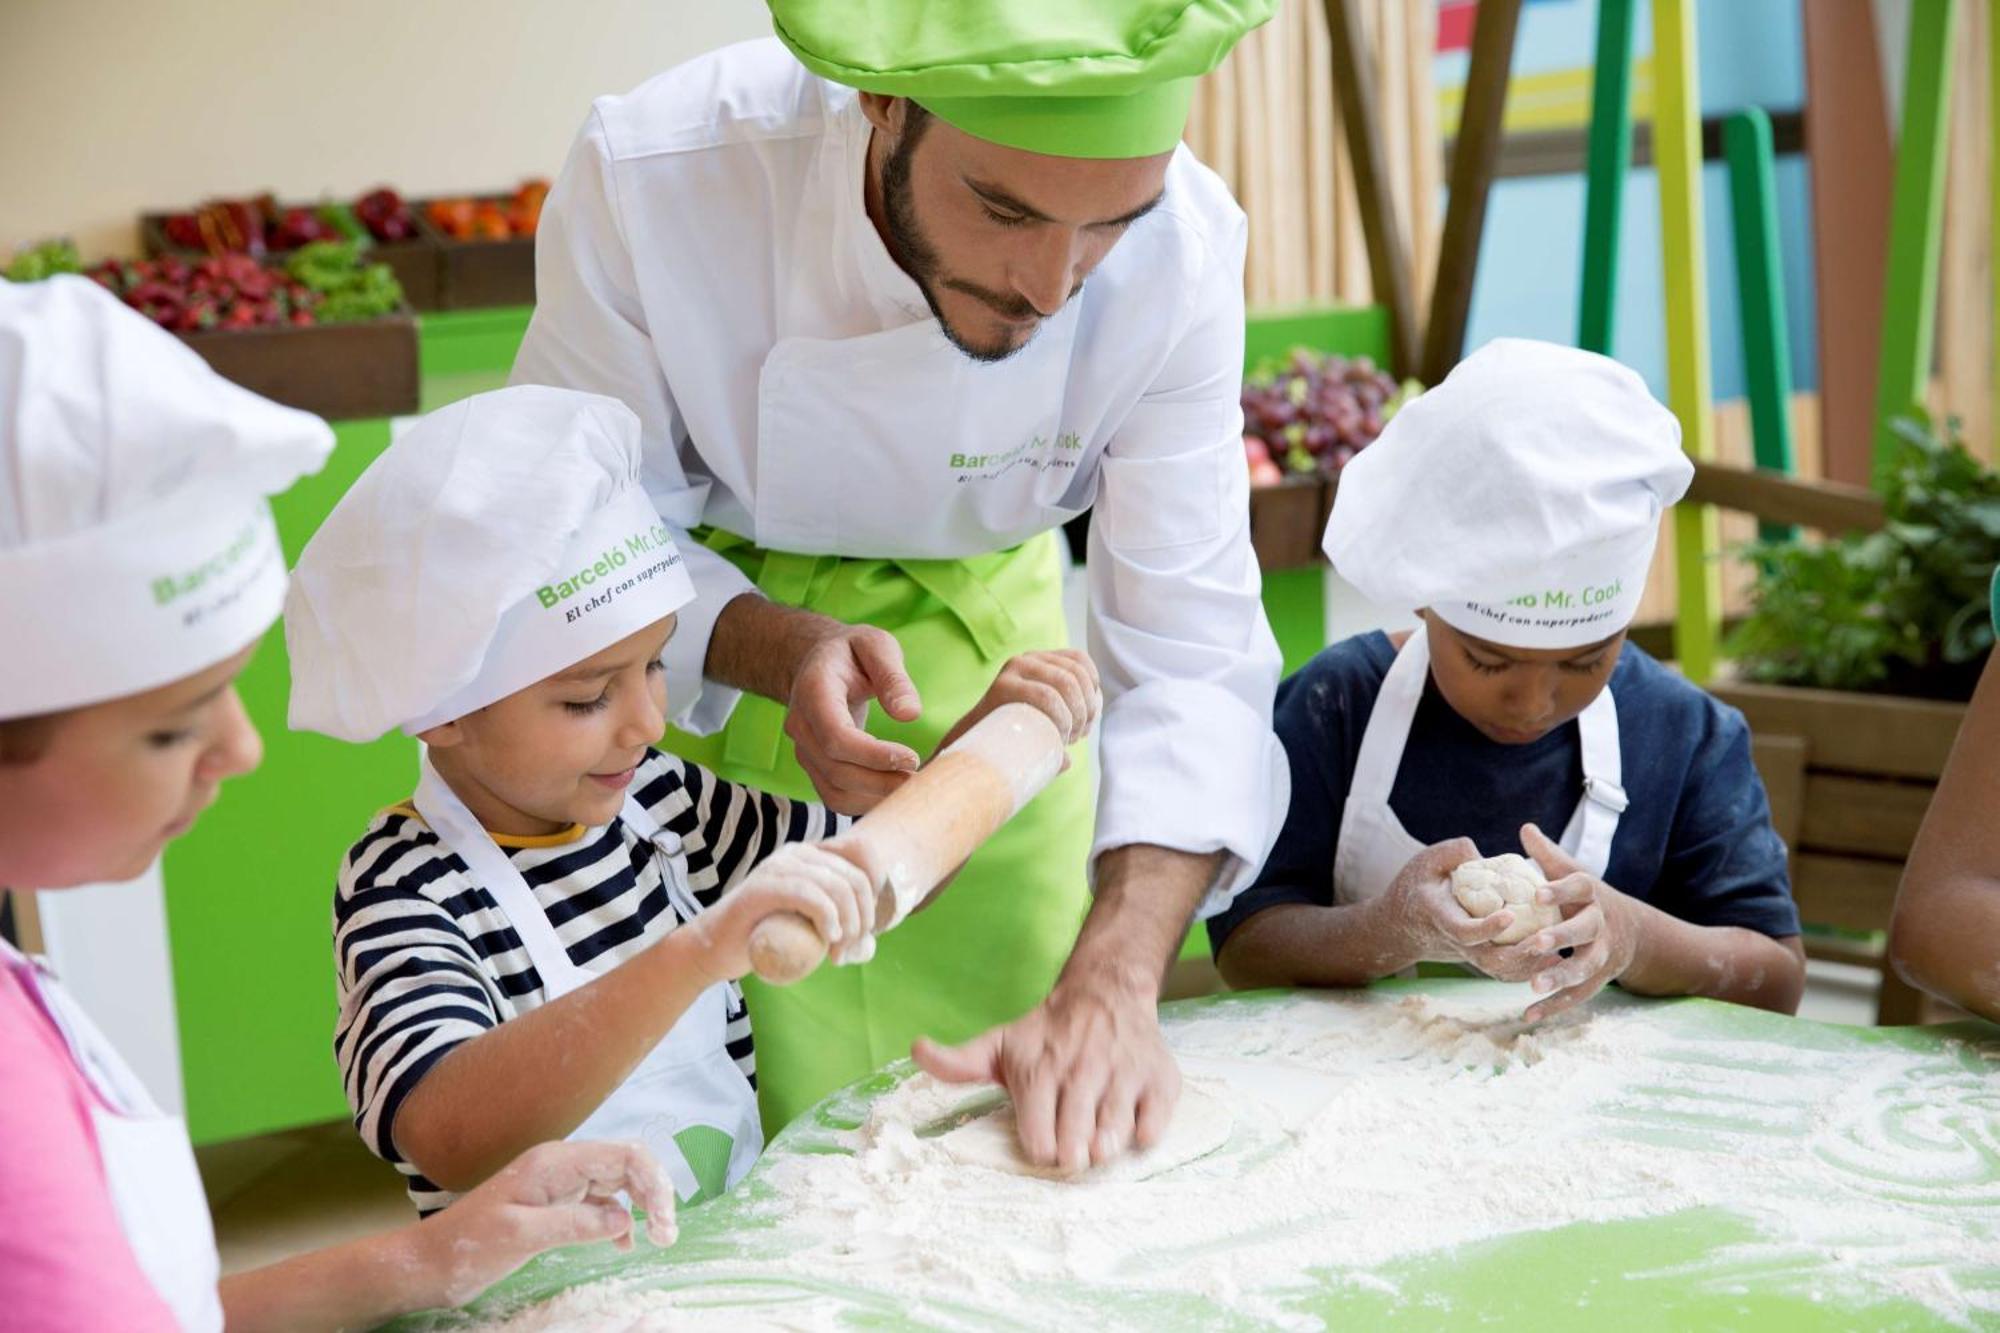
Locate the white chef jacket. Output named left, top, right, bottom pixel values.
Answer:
left=512, top=37, right=1286, bottom=912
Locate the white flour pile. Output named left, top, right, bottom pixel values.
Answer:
left=461, top=988, right=2000, bottom=1331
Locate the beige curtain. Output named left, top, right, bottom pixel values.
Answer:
left=1185, top=0, right=1442, bottom=313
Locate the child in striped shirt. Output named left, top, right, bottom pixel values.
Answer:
left=287, top=387, right=1098, bottom=1215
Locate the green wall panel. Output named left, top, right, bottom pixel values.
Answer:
left=165, top=417, right=410, bottom=1143
left=166, top=310, right=535, bottom=1145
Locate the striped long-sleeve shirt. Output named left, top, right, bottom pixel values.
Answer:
left=331, top=750, right=845, bottom=1215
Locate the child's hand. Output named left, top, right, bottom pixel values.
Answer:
left=1379, top=839, right=1555, bottom=981
left=690, top=841, right=879, bottom=980
left=413, top=1139, right=676, bottom=1308
left=1515, top=823, right=1641, bottom=1022
left=937, top=649, right=1102, bottom=757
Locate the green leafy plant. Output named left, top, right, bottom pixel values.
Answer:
left=282, top=240, right=403, bottom=322
left=4, top=238, right=82, bottom=283
left=1725, top=417, right=2000, bottom=699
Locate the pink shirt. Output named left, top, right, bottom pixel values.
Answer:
left=0, top=951, right=177, bottom=1331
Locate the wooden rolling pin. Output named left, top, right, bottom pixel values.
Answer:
left=748, top=702, right=1067, bottom=984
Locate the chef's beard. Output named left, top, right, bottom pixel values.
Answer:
left=881, top=111, right=1073, bottom=364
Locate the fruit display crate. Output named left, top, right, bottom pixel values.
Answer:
left=1239, top=307, right=1401, bottom=573
left=176, top=308, right=420, bottom=420
left=1248, top=474, right=1334, bottom=572
left=141, top=210, right=441, bottom=312
left=415, top=199, right=536, bottom=309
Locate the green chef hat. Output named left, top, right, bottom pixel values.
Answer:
left=767, top=0, right=1277, bottom=159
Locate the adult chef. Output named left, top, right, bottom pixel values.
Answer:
left=511, top=0, right=1288, bottom=1172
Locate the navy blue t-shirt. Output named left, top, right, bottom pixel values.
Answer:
left=1209, top=632, right=1800, bottom=954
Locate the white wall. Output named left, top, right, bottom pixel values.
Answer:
left=0, top=1, right=773, bottom=260
left=34, top=867, right=186, bottom=1114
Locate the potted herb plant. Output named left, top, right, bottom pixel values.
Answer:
left=1710, top=419, right=1996, bottom=1022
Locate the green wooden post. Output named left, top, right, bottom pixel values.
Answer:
left=1655, top=0, right=1722, bottom=682
left=1723, top=108, right=1800, bottom=543
left=1578, top=0, right=1638, bottom=354
left=1422, top=0, right=1526, bottom=385
left=1323, top=0, right=1423, bottom=379
left=1873, top=0, right=1958, bottom=488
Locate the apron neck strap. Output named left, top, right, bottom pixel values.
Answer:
left=412, top=750, right=694, bottom=993
left=1558, top=687, right=1626, bottom=876
left=1348, top=625, right=1432, bottom=807
left=413, top=749, right=593, bottom=993
left=616, top=782, right=704, bottom=922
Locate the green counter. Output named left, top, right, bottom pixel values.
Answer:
left=389, top=981, right=2000, bottom=1332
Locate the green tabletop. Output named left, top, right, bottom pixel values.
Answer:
left=386, top=981, right=2000, bottom=1331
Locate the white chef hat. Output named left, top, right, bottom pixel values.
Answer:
left=285, top=386, right=695, bottom=742
left=0, top=275, right=332, bottom=720
left=1323, top=338, right=1692, bottom=649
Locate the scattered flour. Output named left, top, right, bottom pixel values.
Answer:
left=459, top=989, right=2000, bottom=1331
left=471, top=1281, right=850, bottom=1333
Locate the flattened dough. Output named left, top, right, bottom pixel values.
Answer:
left=939, top=1084, right=1233, bottom=1182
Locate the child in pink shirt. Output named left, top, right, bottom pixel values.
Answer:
left=0, top=277, right=677, bottom=1332
left=0, top=951, right=181, bottom=1331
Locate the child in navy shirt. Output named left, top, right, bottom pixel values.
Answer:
left=1211, top=341, right=1804, bottom=1021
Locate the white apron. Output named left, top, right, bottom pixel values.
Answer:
left=1332, top=625, right=1628, bottom=905
left=412, top=754, right=763, bottom=1204
left=750, top=265, right=1092, bottom=562
left=4, top=941, right=222, bottom=1331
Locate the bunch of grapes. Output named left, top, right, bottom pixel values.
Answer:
left=86, top=255, right=320, bottom=333
left=1241, top=349, right=1412, bottom=486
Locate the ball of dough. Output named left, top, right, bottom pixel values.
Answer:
left=1449, top=853, right=1561, bottom=945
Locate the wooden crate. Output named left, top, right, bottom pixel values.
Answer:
left=417, top=200, right=536, bottom=309
left=177, top=311, right=420, bottom=421
left=140, top=211, right=441, bottom=312
left=1248, top=474, right=1328, bottom=571
left=1714, top=679, right=1966, bottom=1024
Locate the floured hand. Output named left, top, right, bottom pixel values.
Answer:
left=936, top=649, right=1102, bottom=759
left=1516, top=823, right=1640, bottom=1022
left=413, top=1139, right=676, bottom=1309
left=913, top=970, right=1177, bottom=1173
left=693, top=841, right=879, bottom=980
left=941, top=1082, right=1232, bottom=1182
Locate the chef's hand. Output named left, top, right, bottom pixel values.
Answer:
left=1515, top=823, right=1640, bottom=1022
left=692, top=841, right=880, bottom=979
left=1375, top=838, right=1546, bottom=980
left=912, top=967, right=1175, bottom=1173
left=787, top=622, right=925, bottom=814
left=413, top=1140, right=676, bottom=1308
left=935, top=649, right=1102, bottom=758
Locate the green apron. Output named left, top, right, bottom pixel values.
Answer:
left=662, top=528, right=1094, bottom=1133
